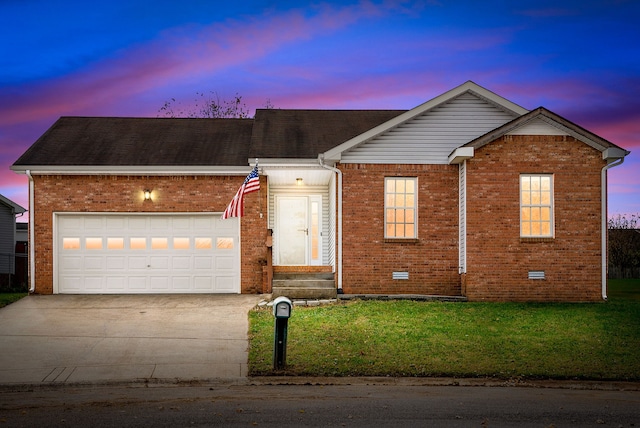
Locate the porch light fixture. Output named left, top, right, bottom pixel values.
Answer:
left=296, top=178, right=303, bottom=186
left=143, top=189, right=152, bottom=200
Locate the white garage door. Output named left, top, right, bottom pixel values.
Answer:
left=55, top=214, right=240, bottom=294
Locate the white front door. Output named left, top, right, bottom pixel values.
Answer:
left=275, top=196, right=322, bottom=265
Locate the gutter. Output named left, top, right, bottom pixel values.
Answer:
left=11, top=165, right=255, bottom=176
left=318, top=155, right=343, bottom=292
left=26, top=170, right=35, bottom=293
left=601, top=148, right=629, bottom=300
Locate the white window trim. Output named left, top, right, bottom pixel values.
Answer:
left=520, top=174, right=554, bottom=238
left=384, top=177, right=418, bottom=239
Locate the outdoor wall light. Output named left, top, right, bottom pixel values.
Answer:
left=143, top=189, right=152, bottom=200
left=296, top=178, right=303, bottom=186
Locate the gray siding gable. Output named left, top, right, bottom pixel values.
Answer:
left=340, top=92, right=521, bottom=164
left=0, top=195, right=24, bottom=275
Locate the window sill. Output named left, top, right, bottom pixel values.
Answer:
left=384, top=238, right=419, bottom=244
left=520, top=237, right=555, bottom=243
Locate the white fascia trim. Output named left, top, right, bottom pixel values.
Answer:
left=323, top=81, right=528, bottom=162
left=10, top=165, right=252, bottom=175
left=256, top=158, right=324, bottom=169
left=603, top=147, right=630, bottom=160
left=536, top=116, right=610, bottom=152
left=448, top=147, right=475, bottom=165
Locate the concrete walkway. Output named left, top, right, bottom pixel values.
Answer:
left=0, top=294, right=265, bottom=386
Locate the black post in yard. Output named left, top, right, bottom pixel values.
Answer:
left=272, top=296, right=292, bottom=370
left=273, top=317, right=288, bottom=370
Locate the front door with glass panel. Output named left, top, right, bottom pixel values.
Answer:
left=275, top=196, right=322, bottom=265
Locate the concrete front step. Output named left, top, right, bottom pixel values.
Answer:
left=272, top=287, right=337, bottom=300
left=273, top=272, right=335, bottom=281
left=272, top=273, right=337, bottom=299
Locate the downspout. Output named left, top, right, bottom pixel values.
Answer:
left=601, top=155, right=626, bottom=300
left=318, top=154, right=343, bottom=292
left=26, top=170, right=35, bottom=293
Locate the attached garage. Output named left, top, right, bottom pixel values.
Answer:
left=55, top=213, right=240, bottom=294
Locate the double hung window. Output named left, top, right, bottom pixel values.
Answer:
left=520, top=174, right=553, bottom=237
left=385, top=177, right=417, bottom=239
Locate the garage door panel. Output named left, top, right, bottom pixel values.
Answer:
left=128, top=218, right=146, bottom=230
left=107, top=277, right=126, bottom=290
left=215, top=256, right=235, bottom=270
left=216, top=218, right=235, bottom=232
left=194, top=276, right=213, bottom=290
left=194, top=217, right=214, bottom=230
left=60, top=276, right=82, bottom=291
left=216, top=276, right=235, bottom=292
left=85, top=217, right=103, bottom=230
left=150, top=256, right=169, bottom=269
left=84, top=256, right=103, bottom=270
left=56, top=214, right=239, bottom=294
left=106, top=217, right=125, bottom=229
left=107, top=256, right=125, bottom=269
left=172, top=277, right=190, bottom=290
left=150, top=217, right=170, bottom=229
left=128, top=277, right=148, bottom=290
left=172, top=257, right=190, bottom=269
left=194, top=256, right=212, bottom=270
left=172, top=217, right=190, bottom=229
left=127, top=257, right=147, bottom=270
left=61, top=256, right=82, bottom=270
left=150, top=277, right=169, bottom=290
left=85, top=277, right=103, bottom=290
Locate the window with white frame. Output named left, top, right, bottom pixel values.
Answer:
left=520, top=174, right=553, bottom=237
left=385, top=177, right=417, bottom=239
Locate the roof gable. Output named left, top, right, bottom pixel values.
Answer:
left=463, top=107, right=630, bottom=156
left=0, top=194, right=26, bottom=214
left=323, top=81, right=528, bottom=162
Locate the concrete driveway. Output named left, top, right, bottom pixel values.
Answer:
left=0, top=294, right=265, bottom=386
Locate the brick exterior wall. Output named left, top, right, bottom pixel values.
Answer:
left=30, top=174, right=267, bottom=294
left=29, top=134, right=606, bottom=302
left=339, top=163, right=461, bottom=295
left=464, top=135, right=606, bottom=301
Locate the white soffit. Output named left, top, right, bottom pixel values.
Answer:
left=263, top=168, right=333, bottom=187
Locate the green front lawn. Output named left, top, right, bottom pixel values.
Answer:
left=0, top=293, right=27, bottom=309
left=249, top=279, right=640, bottom=380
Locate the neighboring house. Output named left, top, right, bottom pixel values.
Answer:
left=0, top=194, right=26, bottom=288
left=14, top=222, right=28, bottom=288
left=11, top=81, right=630, bottom=301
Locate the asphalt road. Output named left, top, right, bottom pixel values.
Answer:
left=1, top=382, right=639, bottom=427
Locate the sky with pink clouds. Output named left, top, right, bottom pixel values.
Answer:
left=1, top=0, right=639, bottom=218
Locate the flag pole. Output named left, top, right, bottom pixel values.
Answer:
left=256, top=158, right=263, bottom=219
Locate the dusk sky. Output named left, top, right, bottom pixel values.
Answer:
left=1, top=0, right=638, bottom=218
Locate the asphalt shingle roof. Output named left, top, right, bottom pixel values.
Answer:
left=249, top=109, right=406, bottom=158
left=13, top=110, right=407, bottom=168
left=13, top=117, right=254, bottom=166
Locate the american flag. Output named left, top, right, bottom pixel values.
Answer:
left=221, top=164, right=260, bottom=219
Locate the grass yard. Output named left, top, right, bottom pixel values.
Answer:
left=248, top=279, right=640, bottom=380
left=0, top=293, right=27, bottom=309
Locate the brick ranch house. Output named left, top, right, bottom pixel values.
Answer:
left=11, top=81, right=629, bottom=301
